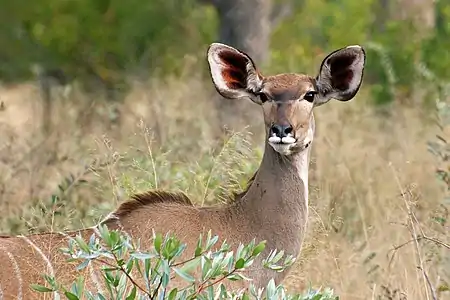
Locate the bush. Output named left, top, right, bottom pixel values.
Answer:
left=31, top=225, right=339, bottom=300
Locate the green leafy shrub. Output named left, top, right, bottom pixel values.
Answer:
left=32, top=225, right=339, bottom=300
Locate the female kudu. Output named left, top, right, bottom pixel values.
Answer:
left=0, top=43, right=365, bottom=299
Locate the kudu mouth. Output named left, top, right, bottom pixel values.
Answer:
left=268, top=134, right=311, bottom=156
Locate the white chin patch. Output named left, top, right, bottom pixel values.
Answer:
left=281, top=136, right=296, bottom=144
left=268, top=134, right=297, bottom=155
left=269, top=143, right=293, bottom=155
left=268, top=136, right=281, bottom=143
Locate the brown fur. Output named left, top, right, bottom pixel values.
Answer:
left=0, top=43, right=365, bottom=299
left=263, top=74, right=315, bottom=102
left=113, top=190, right=194, bottom=218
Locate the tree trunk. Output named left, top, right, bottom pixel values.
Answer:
left=215, top=0, right=272, bottom=65
left=210, top=0, right=272, bottom=136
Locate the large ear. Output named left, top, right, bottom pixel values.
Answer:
left=314, top=45, right=366, bottom=106
left=207, top=43, right=264, bottom=103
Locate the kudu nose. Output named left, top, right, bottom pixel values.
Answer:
left=270, top=124, right=293, bottom=138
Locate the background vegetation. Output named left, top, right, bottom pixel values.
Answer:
left=0, top=0, right=449, bottom=299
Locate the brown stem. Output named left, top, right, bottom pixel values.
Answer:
left=389, top=234, right=450, bottom=256
left=171, top=252, right=205, bottom=267
left=110, top=253, right=153, bottom=298
left=417, top=266, right=438, bottom=300
left=150, top=276, right=163, bottom=300
left=194, top=268, right=238, bottom=296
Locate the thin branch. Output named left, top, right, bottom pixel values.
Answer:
left=171, top=247, right=211, bottom=267
left=421, top=235, right=450, bottom=250
left=417, top=266, right=438, bottom=300
left=194, top=268, right=238, bottom=296
left=109, top=253, right=153, bottom=298
left=389, top=235, right=450, bottom=256
left=150, top=276, right=163, bottom=300
left=389, top=164, right=432, bottom=300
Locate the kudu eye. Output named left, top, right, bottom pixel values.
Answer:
left=303, top=91, right=317, bottom=103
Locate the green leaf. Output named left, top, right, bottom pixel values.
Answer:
left=74, top=235, right=90, bottom=253
left=168, top=288, right=178, bottom=300
left=252, top=241, right=266, bottom=256
left=125, top=286, right=137, bottom=300
left=219, top=284, right=227, bottom=298
left=161, top=273, right=170, bottom=288
left=180, top=256, right=201, bottom=274
left=235, top=243, right=244, bottom=259
left=173, top=267, right=196, bottom=283
left=154, top=233, right=163, bottom=254
left=235, top=258, right=245, bottom=269
left=201, top=256, right=212, bottom=280
left=273, top=250, right=285, bottom=263
left=130, top=252, right=156, bottom=260
left=226, top=273, right=245, bottom=281
left=76, top=259, right=90, bottom=271
left=125, top=259, right=134, bottom=273
left=266, top=279, right=276, bottom=297
left=195, top=234, right=203, bottom=257
left=97, top=294, right=108, bottom=300
left=30, top=284, right=54, bottom=293
left=205, top=234, right=219, bottom=250
left=64, top=292, right=80, bottom=300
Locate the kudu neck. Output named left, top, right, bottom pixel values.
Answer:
left=236, top=134, right=312, bottom=216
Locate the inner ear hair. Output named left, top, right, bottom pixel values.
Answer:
left=315, top=45, right=365, bottom=104
left=207, top=43, right=263, bottom=101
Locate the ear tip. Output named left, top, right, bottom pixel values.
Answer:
left=208, top=42, right=232, bottom=53
left=346, top=44, right=366, bottom=55
left=210, top=42, right=227, bottom=47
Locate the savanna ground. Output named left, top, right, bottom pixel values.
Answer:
left=0, top=66, right=449, bottom=299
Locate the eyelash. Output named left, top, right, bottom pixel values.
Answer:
left=303, top=91, right=317, bottom=102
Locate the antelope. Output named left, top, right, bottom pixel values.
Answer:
left=0, top=43, right=365, bottom=299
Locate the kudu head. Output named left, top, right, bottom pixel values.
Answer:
left=207, top=43, right=366, bottom=155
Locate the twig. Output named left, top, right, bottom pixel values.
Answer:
left=389, top=163, right=433, bottom=300
left=150, top=276, right=163, bottom=300
left=417, top=266, right=438, bottom=300
left=139, top=120, right=158, bottom=189
left=110, top=252, right=153, bottom=298
left=389, top=235, right=450, bottom=257
left=193, top=268, right=238, bottom=296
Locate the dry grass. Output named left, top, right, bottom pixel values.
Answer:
left=0, top=72, right=448, bottom=300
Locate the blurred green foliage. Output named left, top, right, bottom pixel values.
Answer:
left=272, top=0, right=450, bottom=105
left=0, top=0, right=449, bottom=105
left=0, top=0, right=217, bottom=84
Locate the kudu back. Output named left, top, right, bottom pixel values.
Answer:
left=0, top=43, right=365, bottom=299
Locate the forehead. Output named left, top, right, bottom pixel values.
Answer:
left=263, top=74, right=315, bottom=101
